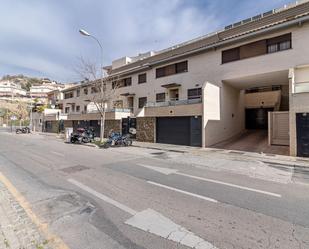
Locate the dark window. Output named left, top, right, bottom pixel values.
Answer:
left=113, top=77, right=132, bottom=89
left=222, top=33, right=292, bottom=64
left=65, top=107, right=70, bottom=113
left=64, top=92, right=74, bottom=99
left=138, top=97, right=147, bottom=108
left=222, top=47, right=240, bottom=63
left=188, top=88, right=202, bottom=100
left=91, top=86, right=99, bottom=93
left=84, top=105, right=87, bottom=112
left=76, top=106, right=80, bottom=112
left=176, top=61, right=188, bottom=73
left=156, top=93, right=166, bottom=102
left=124, top=77, right=132, bottom=86
left=267, top=34, right=291, bottom=53
left=156, top=61, right=188, bottom=78
left=76, top=89, right=80, bottom=97
left=138, top=73, right=147, bottom=84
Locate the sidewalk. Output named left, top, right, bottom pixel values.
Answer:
left=133, top=141, right=309, bottom=168
left=0, top=180, right=51, bottom=249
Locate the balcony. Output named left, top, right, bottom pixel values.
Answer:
left=67, top=108, right=133, bottom=121
left=143, top=98, right=203, bottom=117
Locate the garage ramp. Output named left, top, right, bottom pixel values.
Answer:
left=211, top=130, right=290, bottom=156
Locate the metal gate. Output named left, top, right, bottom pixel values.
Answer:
left=268, top=112, right=289, bottom=146
left=156, top=116, right=202, bottom=147
left=296, top=113, right=309, bottom=157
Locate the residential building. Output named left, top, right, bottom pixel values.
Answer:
left=29, top=80, right=65, bottom=101
left=0, top=81, right=27, bottom=98
left=46, top=0, right=309, bottom=157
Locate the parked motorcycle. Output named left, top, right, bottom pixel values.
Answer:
left=70, top=128, right=95, bottom=144
left=103, top=132, right=133, bottom=148
left=16, top=127, right=31, bottom=134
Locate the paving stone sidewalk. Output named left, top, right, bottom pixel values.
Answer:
left=0, top=181, right=51, bottom=249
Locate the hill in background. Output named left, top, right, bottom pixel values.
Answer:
left=1, top=74, right=55, bottom=91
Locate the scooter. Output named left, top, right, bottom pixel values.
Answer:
left=103, top=132, right=133, bottom=148
left=70, top=128, right=95, bottom=144
left=16, top=127, right=31, bottom=134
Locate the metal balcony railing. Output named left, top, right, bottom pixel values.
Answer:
left=145, top=98, right=202, bottom=108
left=80, top=108, right=133, bottom=114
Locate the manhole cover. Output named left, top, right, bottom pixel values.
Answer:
left=61, top=165, right=90, bottom=174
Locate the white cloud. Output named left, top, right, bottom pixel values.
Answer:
left=0, top=0, right=290, bottom=82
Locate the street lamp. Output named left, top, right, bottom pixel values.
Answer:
left=79, top=28, right=106, bottom=142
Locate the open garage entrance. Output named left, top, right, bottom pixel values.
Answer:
left=214, top=70, right=290, bottom=155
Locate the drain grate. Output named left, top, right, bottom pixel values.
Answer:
left=61, top=165, right=90, bottom=174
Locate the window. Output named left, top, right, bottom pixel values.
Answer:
left=267, top=33, right=291, bottom=54
left=112, top=77, right=132, bottom=89
left=267, top=44, right=278, bottom=53
left=222, top=47, right=240, bottom=63
left=124, top=77, right=132, bottom=87
left=65, top=107, right=70, bottom=113
left=84, top=105, right=87, bottom=113
left=188, top=88, right=202, bottom=100
left=76, top=106, right=80, bottom=112
left=113, top=100, right=123, bottom=109
left=138, top=73, right=147, bottom=84
left=76, top=89, right=80, bottom=97
left=156, top=93, right=166, bottom=103
left=91, top=86, right=99, bottom=94
left=222, top=33, right=292, bottom=63
left=176, top=61, right=188, bottom=73
left=83, top=88, right=88, bottom=95
left=64, top=92, right=74, bottom=99
left=156, top=61, right=188, bottom=78
left=138, top=97, right=147, bottom=108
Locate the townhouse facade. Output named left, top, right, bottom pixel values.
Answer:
left=46, top=0, right=309, bottom=157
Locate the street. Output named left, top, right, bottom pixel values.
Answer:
left=0, top=130, right=309, bottom=249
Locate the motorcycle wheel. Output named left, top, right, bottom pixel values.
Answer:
left=70, top=137, right=76, bottom=143
left=82, top=137, right=90, bottom=143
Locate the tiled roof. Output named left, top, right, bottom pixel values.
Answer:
left=111, top=1, right=309, bottom=75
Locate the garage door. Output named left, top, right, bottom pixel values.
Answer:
left=156, top=117, right=202, bottom=146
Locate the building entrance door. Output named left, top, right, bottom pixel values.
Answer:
left=296, top=113, right=309, bottom=157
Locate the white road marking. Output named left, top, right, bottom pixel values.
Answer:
left=67, top=178, right=137, bottom=215
left=125, top=209, right=218, bottom=249
left=137, top=163, right=281, bottom=198
left=176, top=172, right=282, bottom=198
left=137, top=164, right=178, bottom=175
left=68, top=178, right=219, bottom=249
left=148, top=181, right=218, bottom=203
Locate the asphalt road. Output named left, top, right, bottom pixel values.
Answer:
left=0, top=130, right=309, bottom=249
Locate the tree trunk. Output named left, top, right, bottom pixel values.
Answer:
left=100, top=109, right=106, bottom=142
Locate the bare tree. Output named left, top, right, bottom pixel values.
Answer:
left=75, top=57, right=121, bottom=142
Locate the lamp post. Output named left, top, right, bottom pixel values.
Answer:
left=79, top=29, right=106, bottom=142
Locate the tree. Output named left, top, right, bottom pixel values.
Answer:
left=75, top=57, right=121, bottom=142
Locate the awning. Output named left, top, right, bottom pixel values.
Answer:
left=161, top=83, right=181, bottom=88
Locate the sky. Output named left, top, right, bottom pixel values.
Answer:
left=0, top=0, right=291, bottom=83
